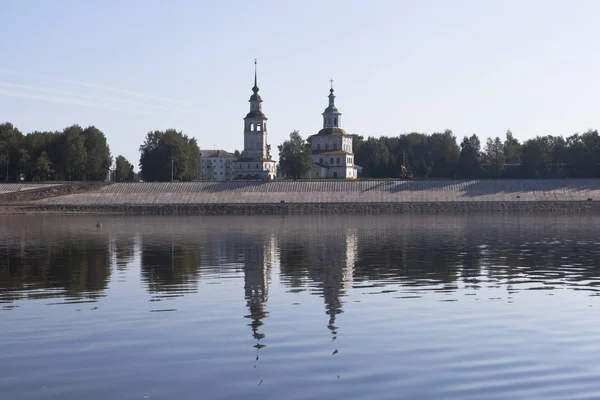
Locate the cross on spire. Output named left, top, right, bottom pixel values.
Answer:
left=330, top=78, right=334, bottom=89
left=253, top=59, right=258, bottom=90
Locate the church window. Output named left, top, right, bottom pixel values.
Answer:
left=256, top=163, right=259, bottom=168
left=250, top=123, right=254, bottom=131
left=257, top=124, right=261, bottom=131
left=334, top=117, right=337, bottom=125
left=330, top=158, right=334, bottom=164
left=248, top=163, right=250, bottom=168
left=319, top=158, right=323, bottom=164
left=317, top=143, right=321, bottom=150
left=325, top=143, right=329, bottom=150
left=337, top=157, right=341, bottom=165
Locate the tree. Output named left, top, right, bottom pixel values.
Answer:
left=139, top=129, right=200, bottom=181
left=0, top=122, right=24, bottom=181
left=459, top=134, right=482, bottom=178
left=278, top=130, right=312, bottom=180
left=34, top=152, right=52, bottom=181
left=503, top=130, right=522, bottom=164
left=58, top=125, right=87, bottom=180
left=83, top=126, right=112, bottom=181
left=266, top=144, right=272, bottom=160
left=234, top=150, right=241, bottom=160
left=114, top=155, right=134, bottom=182
left=485, top=137, right=506, bottom=177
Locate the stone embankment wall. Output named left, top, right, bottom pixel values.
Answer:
left=0, top=183, right=63, bottom=194
left=29, top=179, right=600, bottom=205
left=7, top=201, right=600, bottom=215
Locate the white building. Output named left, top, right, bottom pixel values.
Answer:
left=307, top=84, right=358, bottom=179
left=233, top=62, right=277, bottom=180
left=200, top=150, right=236, bottom=181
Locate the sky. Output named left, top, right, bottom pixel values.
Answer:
left=1, top=0, right=599, bottom=168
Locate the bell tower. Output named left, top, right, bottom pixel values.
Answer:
left=242, top=60, right=268, bottom=160
left=322, top=79, right=342, bottom=128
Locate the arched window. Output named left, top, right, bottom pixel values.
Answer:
left=250, top=123, right=254, bottom=131
left=257, top=124, right=261, bottom=131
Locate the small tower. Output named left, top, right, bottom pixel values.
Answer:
left=322, top=79, right=342, bottom=128
left=242, top=60, right=269, bottom=160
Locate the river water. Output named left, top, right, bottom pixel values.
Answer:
left=2, top=214, right=600, bottom=399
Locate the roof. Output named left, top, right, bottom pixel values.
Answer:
left=200, top=150, right=237, bottom=158
left=319, top=149, right=353, bottom=155
left=322, top=105, right=340, bottom=114
left=314, top=127, right=349, bottom=136
left=245, top=110, right=268, bottom=119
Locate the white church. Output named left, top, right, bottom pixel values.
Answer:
left=232, top=62, right=277, bottom=180
left=201, top=63, right=358, bottom=180
left=306, top=83, right=357, bottom=179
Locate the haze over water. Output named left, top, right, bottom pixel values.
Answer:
left=2, top=214, right=600, bottom=399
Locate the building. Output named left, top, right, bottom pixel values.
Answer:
left=200, top=150, right=237, bottom=181
left=233, top=62, right=277, bottom=180
left=307, top=83, right=358, bottom=179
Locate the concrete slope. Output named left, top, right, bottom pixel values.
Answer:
left=30, top=179, right=600, bottom=205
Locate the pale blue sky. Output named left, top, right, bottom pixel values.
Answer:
left=1, top=0, right=599, bottom=168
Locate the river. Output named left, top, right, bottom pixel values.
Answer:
left=1, top=214, right=600, bottom=399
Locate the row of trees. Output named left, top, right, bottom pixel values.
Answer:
left=0, top=122, right=113, bottom=182
left=0, top=122, right=200, bottom=182
left=4, top=119, right=600, bottom=182
left=278, top=128, right=600, bottom=179
left=353, top=129, right=600, bottom=179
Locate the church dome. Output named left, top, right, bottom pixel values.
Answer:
left=316, top=127, right=348, bottom=136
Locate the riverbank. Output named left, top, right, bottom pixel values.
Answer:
left=3, top=179, right=600, bottom=214
left=2, top=201, right=599, bottom=215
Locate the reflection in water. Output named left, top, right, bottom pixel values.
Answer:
left=4, top=215, right=600, bottom=306
left=243, top=233, right=276, bottom=351
left=140, top=234, right=202, bottom=295
left=0, top=227, right=111, bottom=303
left=4, top=215, right=600, bottom=399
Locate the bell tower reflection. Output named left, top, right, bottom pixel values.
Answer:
left=311, top=229, right=357, bottom=343
left=243, top=233, right=277, bottom=349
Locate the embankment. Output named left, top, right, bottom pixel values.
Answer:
left=2, top=179, right=600, bottom=214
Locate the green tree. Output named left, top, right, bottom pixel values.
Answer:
left=83, top=126, right=112, bottom=181
left=58, top=125, right=87, bottom=180
left=485, top=137, right=506, bottom=177
left=0, top=122, right=24, bottom=181
left=278, top=130, right=312, bottom=180
left=459, top=134, right=482, bottom=178
left=34, top=152, right=52, bottom=181
left=114, top=155, right=134, bottom=182
left=503, top=130, right=522, bottom=164
left=139, top=129, right=200, bottom=181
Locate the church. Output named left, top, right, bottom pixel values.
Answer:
left=230, top=63, right=357, bottom=180
left=232, top=62, right=277, bottom=180
left=306, top=83, right=357, bottom=179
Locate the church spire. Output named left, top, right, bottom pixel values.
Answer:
left=250, top=59, right=261, bottom=102
left=322, top=79, right=341, bottom=128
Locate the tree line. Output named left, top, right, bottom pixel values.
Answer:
left=278, top=128, right=600, bottom=179
left=0, top=122, right=112, bottom=182
left=4, top=119, right=600, bottom=182
left=352, top=129, right=600, bottom=179
left=0, top=122, right=200, bottom=182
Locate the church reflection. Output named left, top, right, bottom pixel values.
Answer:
left=242, top=233, right=277, bottom=349
left=280, top=227, right=357, bottom=342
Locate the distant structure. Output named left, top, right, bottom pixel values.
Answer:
left=233, top=61, right=277, bottom=180
left=200, top=150, right=236, bottom=181
left=307, top=81, right=358, bottom=179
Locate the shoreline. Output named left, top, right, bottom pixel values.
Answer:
left=2, top=201, right=600, bottom=215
